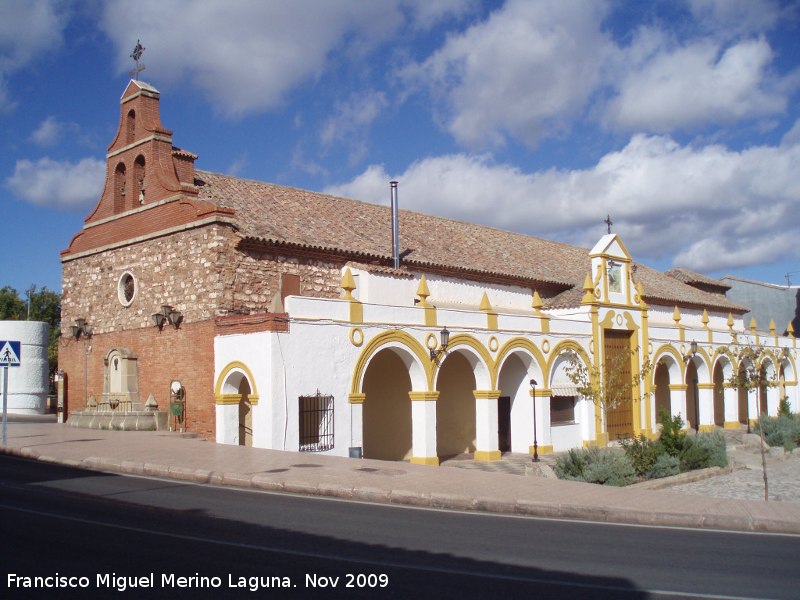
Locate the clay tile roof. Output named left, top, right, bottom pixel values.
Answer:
left=665, top=268, right=731, bottom=292
left=195, top=169, right=749, bottom=314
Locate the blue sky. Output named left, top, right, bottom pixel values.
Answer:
left=2, top=0, right=800, bottom=296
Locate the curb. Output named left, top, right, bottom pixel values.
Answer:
left=2, top=445, right=799, bottom=535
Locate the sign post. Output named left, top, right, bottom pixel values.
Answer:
left=0, top=340, right=21, bottom=447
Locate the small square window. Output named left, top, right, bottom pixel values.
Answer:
left=551, top=396, right=575, bottom=425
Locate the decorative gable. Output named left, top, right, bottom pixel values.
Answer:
left=589, top=234, right=633, bottom=306
left=84, top=80, right=198, bottom=225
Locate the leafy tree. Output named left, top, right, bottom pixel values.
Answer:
left=0, top=286, right=25, bottom=320
left=726, top=339, right=778, bottom=501
left=564, top=347, right=653, bottom=441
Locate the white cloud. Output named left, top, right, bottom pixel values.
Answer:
left=327, top=135, right=800, bottom=274
left=98, top=0, right=469, bottom=118
left=320, top=91, right=388, bottom=165
left=782, top=118, right=800, bottom=146
left=400, top=0, right=612, bottom=148
left=29, top=116, right=81, bottom=147
left=605, top=37, right=787, bottom=132
left=7, top=157, right=105, bottom=210
left=0, top=0, right=66, bottom=111
left=688, top=0, right=783, bottom=37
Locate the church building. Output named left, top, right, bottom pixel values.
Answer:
left=58, top=79, right=799, bottom=464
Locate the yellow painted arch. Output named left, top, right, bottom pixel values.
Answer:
left=215, top=360, right=260, bottom=405
left=546, top=340, right=592, bottom=382
left=652, top=344, right=686, bottom=384
left=495, top=337, right=547, bottom=386
left=440, top=333, right=495, bottom=389
left=350, top=329, right=433, bottom=395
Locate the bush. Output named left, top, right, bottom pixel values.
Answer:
left=554, top=447, right=593, bottom=481
left=688, top=431, right=728, bottom=468
left=582, top=451, right=637, bottom=487
left=647, top=453, right=680, bottom=479
left=778, top=396, right=792, bottom=418
left=658, top=408, right=687, bottom=457
left=554, top=447, right=636, bottom=486
left=757, top=414, right=800, bottom=451
left=620, top=434, right=662, bottom=477
left=679, top=438, right=711, bottom=472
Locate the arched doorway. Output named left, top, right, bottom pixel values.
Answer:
left=497, top=352, right=531, bottom=454
left=713, top=361, right=725, bottom=427
left=436, top=351, right=477, bottom=459
left=238, top=377, right=252, bottom=447
left=737, top=362, right=750, bottom=425
left=686, top=360, right=699, bottom=431
left=362, top=349, right=413, bottom=461
left=654, top=361, right=671, bottom=423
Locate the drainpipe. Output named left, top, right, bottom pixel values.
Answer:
left=390, top=181, right=400, bottom=269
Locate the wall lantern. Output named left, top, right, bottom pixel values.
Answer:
left=429, top=326, right=450, bottom=362
left=70, top=318, right=92, bottom=340
left=152, top=304, right=183, bottom=330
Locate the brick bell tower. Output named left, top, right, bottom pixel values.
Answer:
left=85, top=79, right=199, bottom=224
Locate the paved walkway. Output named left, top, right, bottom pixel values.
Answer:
left=2, top=415, right=799, bottom=534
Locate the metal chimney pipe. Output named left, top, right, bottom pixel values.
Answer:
left=390, top=181, right=400, bottom=269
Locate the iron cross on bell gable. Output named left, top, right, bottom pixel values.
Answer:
left=129, top=39, right=146, bottom=80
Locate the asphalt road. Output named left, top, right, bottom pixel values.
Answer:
left=1, top=454, right=797, bottom=599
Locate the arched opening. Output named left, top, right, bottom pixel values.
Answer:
left=759, top=363, right=769, bottom=416
left=686, top=360, right=699, bottom=431
left=134, top=155, right=145, bottom=204
left=713, top=361, right=725, bottom=427
left=436, top=351, right=477, bottom=459
left=238, top=377, right=252, bottom=447
left=362, top=349, right=412, bottom=461
left=654, top=361, right=671, bottom=423
left=738, top=362, right=750, bottom=425
left=497, top=352, right=530, bottom=454
left=114, top=163, right=126, bottom=213
left=126, top=110, right=136, bottom=144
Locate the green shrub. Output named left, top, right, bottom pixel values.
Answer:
left=658, top=408, right=687, bottom=457
left=778, top=396, right=792, bottom=418
left=620, top=434, right=662, bottom=477
left=679, top=438, right=711, bottom=472
left=647, top=453, right=680, bottom=479
left=554, top=447, right=636, bottom=486
left=688, top=431, right=728, bottom=468
left=554, top=447, right=594, bottom=481
left=582, top=451, right=637, bottom=487
left=757, top=414, right=800, bottom=451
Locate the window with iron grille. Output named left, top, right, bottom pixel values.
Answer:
left=299, top=391, right=334, bottom=452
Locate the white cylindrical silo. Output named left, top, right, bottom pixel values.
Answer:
left=0, top=321, right=50, bottom=414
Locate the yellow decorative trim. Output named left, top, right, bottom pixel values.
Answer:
left=697, top=383, right=715, bottom=390
left=410, top=456, right=440, bottom=466
left=488, top=336, right=499, bottom=352
left=723, top=421, right=741, bottom=430
left=581, top=273, right=597, bottom=305
left=529, top=445, right=553, bottom=455
left=699, top=424, right=716, bottom=432
left=349, top=300, right=363, bottom=324
left=529, top=388, right=552, bottom=397
left=473, top=390, right=501, bottom=400
left=416, top=275, right=431, bottom=307
left=350, top=330, right=433, bottom=395
left=479, top=292, right=492, bottom=312
left=542, top=339, right=550, bottom=354
left=348, top=393, right=366, bottom=404
left=409, top=391, right=439, bottom=402
left=423, top=305, right=437, bottom=327
left=669, top=384, right=689, bottom=391
left=425, top=333, right=438, bottom=350
left=474, top=450, right=502, bottom=462
left=487, top=312, right=498, bottom=331
left=583, top=435, right=607, bottom=448
left=218, top=393, right=257, bottom=406
left=349, top=327, right=364, bottom=347
left=215, top=361, right=260, bottom=405
left=341, top=268, right=356, bottom=300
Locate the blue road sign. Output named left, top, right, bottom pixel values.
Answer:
left=0, top=341, right=21, bottom=367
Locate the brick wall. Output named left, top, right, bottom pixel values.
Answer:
left=59, top=320, right=217, bottom=439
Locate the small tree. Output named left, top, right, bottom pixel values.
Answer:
left=727, top=340, right=778, bottom=501
left=564, top=347, right=653, bottom=442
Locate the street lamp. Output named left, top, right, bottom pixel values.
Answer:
left=530, top=378, right=539, bottom=463
left=429, top=326, right=450, bottom=363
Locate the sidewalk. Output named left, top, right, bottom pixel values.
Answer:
left=2, top=415, right=799, bottom=534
